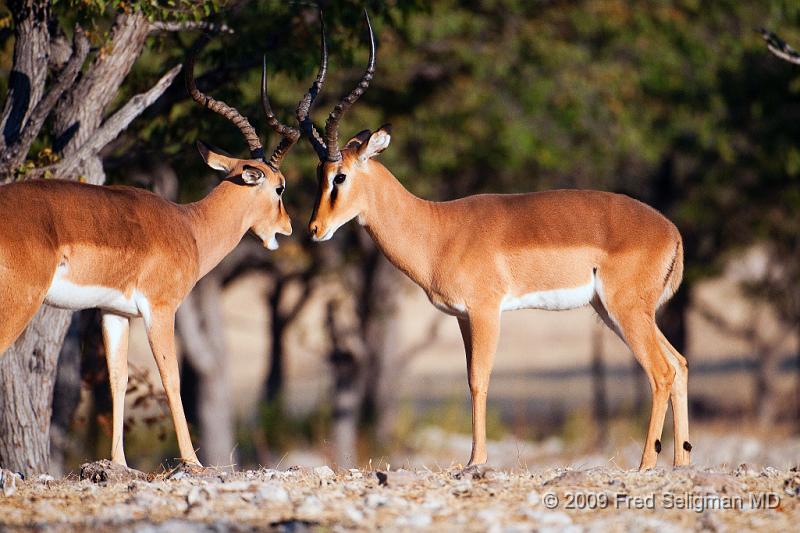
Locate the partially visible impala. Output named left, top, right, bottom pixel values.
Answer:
left=301, top=13, right=690, bottom=470
left=0, top=39, right=303, bottom=468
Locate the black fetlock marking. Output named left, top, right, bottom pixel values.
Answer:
left=655, top=439, right=661, bottom=453
left=683, top=441, right=692, bottom=452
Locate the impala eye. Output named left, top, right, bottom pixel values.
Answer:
left=276, top=186, right=284, bottom=196
left=333, top=173, right=346, bottom=185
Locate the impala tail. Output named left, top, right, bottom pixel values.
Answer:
left=658, top=238, right=684, bottom=309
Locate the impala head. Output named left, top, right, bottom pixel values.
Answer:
left=309, top=125, right=391, bottom=240
left=295, top=10, right=388, bottom=241
left=186, top=36, right=301, bottom=249
left=194, top=140, right=290, bottom=249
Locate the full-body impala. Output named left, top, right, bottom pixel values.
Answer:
left=300, top=14, right=690, bottom=470
left=0, top=40, right=304, bottom=468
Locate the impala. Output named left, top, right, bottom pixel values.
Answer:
left=300, top=13, right=690, bottom=470
left=0, top=39, right=304, bottom=468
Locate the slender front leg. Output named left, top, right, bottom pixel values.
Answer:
left=101, top=313, right=130, bottom=466
left=461, top=309, right=500, bottom=466
left=146, top=310, right=201, bottom=466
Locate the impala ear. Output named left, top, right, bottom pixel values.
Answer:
left=345, top=129, right=372, bottom=151
left=241, top=166, right=266, bottom=185
left=357, top=124, right=392, bottom=161
left=197, top=140, right=235, bottom=172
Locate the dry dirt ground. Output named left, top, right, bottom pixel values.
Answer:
left=1, top=461, right=798, bottom=532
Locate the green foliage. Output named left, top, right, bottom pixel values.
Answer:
left=418, top=396, right=507, bottom=442
left=93, top=0, right=799, bottom=326
left=54, top=0, right=222, bottom=24
left=256, top=396, right=330, bottom=455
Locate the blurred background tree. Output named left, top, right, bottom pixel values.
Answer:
left=1, top=0, right=799, bottom=473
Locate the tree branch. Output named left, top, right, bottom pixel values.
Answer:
left=0, top=0, right=52, bottom=151
left=149, top=21, right=233, bottom=34
left=53, top=10, right=151, bottom=163
left=761, top=28, right=800, bottom=66
left=395, top=315, right=444, bottom=369
left=693, top=299, right=757, bottom=343
left=36, top=64, right=182, bottom=179
left=282, top=273, right=318, bottom=326
left=1, top=26, right=89, bottom=172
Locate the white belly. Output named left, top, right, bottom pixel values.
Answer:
left=44, top=265, right=149, bottom=320
left=501, top=277, right=596, bottom=312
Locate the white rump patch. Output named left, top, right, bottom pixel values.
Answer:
left=501, top=276, right=596, bottom=312
left=45, top=264, right=150, bottom=320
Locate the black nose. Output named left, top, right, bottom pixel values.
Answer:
left=310, top=224, right=318, bottom=235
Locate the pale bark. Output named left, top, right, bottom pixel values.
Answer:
left=37, top=65, right=181, bottom=180
left=53, top=11, right=151, bottom=164
left=176, top=274, right=235, bottom=467
left=49, top=311, right=90, bottom=476
left=0, top=306, right=73, bottom=473
left=326, top=298, right=367, bottom=467
left=762, top=29, right=800, bottom=66
left=0, top=0, right=50, bottom=151
left=0, top=26, right=90, bottom=171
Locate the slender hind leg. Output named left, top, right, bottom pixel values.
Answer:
left=657, top=328, right=691, bottom=466
left=101, top=313, right=130, bottom=466
left=0, top=285, right=49, bottom=354
left=595, top=295, right=675, bottom=470
left=623, top=317, right=674, bottom=470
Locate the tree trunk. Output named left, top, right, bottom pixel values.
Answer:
left=355, top=243, right=403, bottom=448
left=754, top=342, right=781, bottom=428
left=796, top=318, right=800, bottom=430
left=0, top=305, right=72, bottom=473
left=264, top=284, right=286, bottom=406
left=659, top=285, right=689, bottom=354
left=0, top=0, right=50, bottom=151
left=176, top=274, right=235, bottom=467
left=590, top=322, right=608, bottom=446
left=262, top=271, right=316, bottom=411
left=325, top=299, right=366, bottom=467
left=52, top=12, right=150, bottom=160
left=48, top=312, right=90, bottom=476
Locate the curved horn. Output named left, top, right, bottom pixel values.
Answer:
left=324, top=9, right=375, bottom=162
left=262, top=56, right=301, bottom=170
left=296, top=10, right=329, bottom=160
left=186, top=35, right=264, bottom=159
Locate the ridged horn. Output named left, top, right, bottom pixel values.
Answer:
left=323, top=9, right=375, bottom=162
